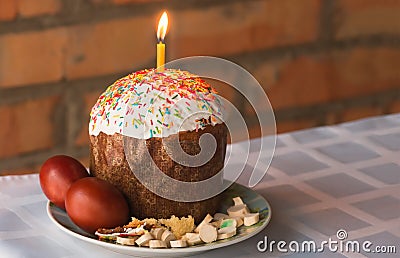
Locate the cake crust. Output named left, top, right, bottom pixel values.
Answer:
left=90, top=124, right=227, bottom=223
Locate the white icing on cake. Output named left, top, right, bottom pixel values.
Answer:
left=89, top=69, right=224, bottom=139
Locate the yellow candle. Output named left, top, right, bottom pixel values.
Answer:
left=157, top=42, right=165, bottom=71
left=156, top=11, right=168, bottom=72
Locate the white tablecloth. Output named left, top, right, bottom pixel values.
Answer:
left=1, top=114, right=399, bottom=258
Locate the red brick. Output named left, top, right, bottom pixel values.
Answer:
left=67, top=0, right=321, bottom=79
left=78, top=156, right=90, bottom=169
left=0, top=154, right=89, bottom=176
left=0, top=0, right=17, bottom=21
left=339, top=105, right=384, bottom=123
left=66, top=16, right=155, bottom=79
left=169, top=0, right=321, bottom=58
left=0, top=28, right=67, bottom=88
left=247, top=124, right=262, bottom=140
left=277, top=118, right=318, bottom=133
left=89, top=0, right=107, bottom=4
left=331, top=47, right=400, bottom=99
left=75, top=90, right=104, bottom=146
left=335, top=0, right=400, bottom=39
left=17, top=0, right=61, bottom=17
left=0, top=96, right=60, bottom=159
left=90, top=0, right=160, bottom=5
left=325, top=112, right=340, bottom=125
left=203, top=78, right=238, bottom=105
left=75, top=123, right=90, bottom=147
left=389, top=100, right=400, bottom=114
left=254, top=54, right=332, bottom=110
left=226, top=123, right=263, bottom=144
left=252, top=47, right=400, bottom=110
left=112, top=0, right=163, bottom=4
left=1, top=165, right=41, bottom=175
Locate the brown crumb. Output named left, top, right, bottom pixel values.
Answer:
left=159, top=215, right=195, bottom=239
left=123, top=217, right=158, bottom=229
left=123, top=218, right=142, bottom=228
left=142, top=218, right=158, bottom=226
left=97, top=226, right=125, bottom=234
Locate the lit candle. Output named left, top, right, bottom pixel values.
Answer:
left=156, top=11, right=168, bottom=72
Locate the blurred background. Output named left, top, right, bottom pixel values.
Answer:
left=0, top=0, right=399, bottom=175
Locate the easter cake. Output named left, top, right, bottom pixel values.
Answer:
left=89, top=69, right=227, bottom=223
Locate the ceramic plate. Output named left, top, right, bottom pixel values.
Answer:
left=47, top=182, right=271, bottom=257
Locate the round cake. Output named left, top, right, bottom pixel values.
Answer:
left=89, top=69, right=227, bottom=223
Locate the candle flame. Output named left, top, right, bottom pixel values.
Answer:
left=157, top=11, right=168, bottom=43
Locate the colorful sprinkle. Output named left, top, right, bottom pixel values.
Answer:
left=89, top=68, right=222, bottom=138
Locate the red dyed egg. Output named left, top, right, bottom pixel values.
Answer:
left=39, top=155, right=88, bottom=210
left=65, top=177, right=129, bottom=234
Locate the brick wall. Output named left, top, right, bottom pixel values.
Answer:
left=1, top=0, right=399, bottom=175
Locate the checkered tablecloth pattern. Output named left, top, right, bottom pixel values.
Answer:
left=1, top=114, right=399, bottom=258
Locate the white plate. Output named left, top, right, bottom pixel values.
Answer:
left=47, top=182, right=271, bottom=257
